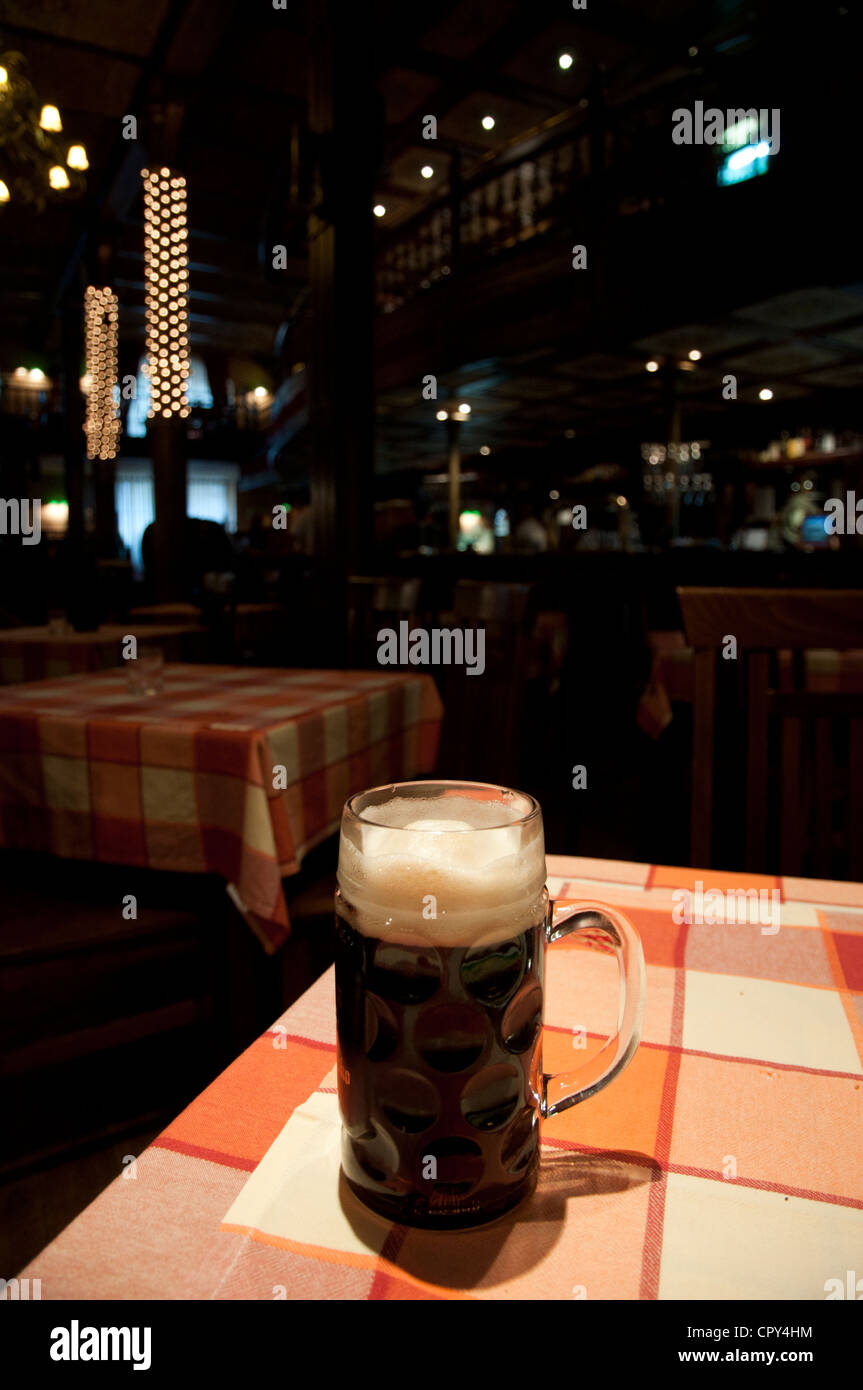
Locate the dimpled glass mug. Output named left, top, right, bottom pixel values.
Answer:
left=334, top=780, right=646, bottom=1229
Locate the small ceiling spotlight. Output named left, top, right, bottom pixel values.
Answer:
left=758, top=387, right=774, bottom=401
left=688, top=348, right=702, bottom=361
left=373, top=203, right=386, bottom=217
left=645, top=360, right=660, bottom=373
left=481, top=115, right=495, bottom=131
left=420, top=165, right=434, bottom=179
left=558, top=53, right=574, bottom=70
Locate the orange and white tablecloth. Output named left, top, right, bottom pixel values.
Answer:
left=19, top=856, right=863, bottom=1299
left=0, top=664, right=442, bottom=951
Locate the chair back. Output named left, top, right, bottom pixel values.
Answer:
left=678, top=587, right=863, bottom=874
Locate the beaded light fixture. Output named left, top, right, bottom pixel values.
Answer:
left=141, top=166, right=190, bottom=421
left=83, top=286, right=120, bottom=461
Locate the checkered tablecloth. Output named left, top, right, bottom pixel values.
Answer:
left=19, top=855, right=863, bottom=1299
left=0, top=664, right=442, bottom=951
left=0, top=624, right=203, bottom=686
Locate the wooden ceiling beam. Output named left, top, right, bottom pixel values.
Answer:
left=396, top=46, right=560, bottom=115
left=386, top=8, right=565, bottom=160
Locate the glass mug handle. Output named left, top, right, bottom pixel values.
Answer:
left=541, top=898, right=646, bottom=1118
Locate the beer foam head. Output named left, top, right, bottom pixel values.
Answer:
left=338, top=790, right=547, bottom=946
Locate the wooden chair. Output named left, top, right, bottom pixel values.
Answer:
left=678, top=587, right=863, bottom=875
left=346, top=576, right=422, bottom=668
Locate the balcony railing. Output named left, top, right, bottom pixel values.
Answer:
left=376, top=130, right=587, bottom=313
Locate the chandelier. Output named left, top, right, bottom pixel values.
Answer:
left=0, top=49, right=87, bottom=209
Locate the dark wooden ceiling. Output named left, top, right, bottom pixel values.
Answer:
left=0, top=0, right=715, bottom=365
left=1, top=0, right=861, bottom=476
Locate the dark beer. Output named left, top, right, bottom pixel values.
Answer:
left=335, top=782, right=646, bottom=1229
left=335, top=901, right=546, bottom=1228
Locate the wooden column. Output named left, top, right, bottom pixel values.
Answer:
left=60, top=290, right=86, bottom=549
left=306, top=0, right=375, bottom=570
left=663, top=361, right=682, bottom=543
left=150, top=418, right=186, bottom=600
left=93, top=457, right=119, bottom=559
left=446, top=416, right=461, bottom=551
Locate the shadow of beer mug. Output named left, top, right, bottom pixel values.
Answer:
left=338, top=1148, right=660, bottom=1291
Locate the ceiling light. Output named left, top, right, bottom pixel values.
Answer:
left=479, top=445, right=490, bottom=456
left=759, top=387, right=773, bottom=401
left=436, top=409, right=448, bottom=421
left=458, top=402, right=471, bottom=414
left=253, top=386, right=268, bottom=398
left=558, top=53, right=574, bottom=70
left=373, top=203, right=386, bottom=217
left=688, top=348, right=702, bottom=361
left=481, top=115, right=495, bottom=131
left=549, top=489, right=560, bottom=500
left=49, top=165, right=70, bottom=190
left=0, top=181, right=9, bottom=203
left=40, top=104, right=62, bottom=132
left=420, top=165, right=434, bottom=179
left=67, top=144, right=88, bottom=170
left=0, top=67, right=7, bottom=86
left=645, top=360, right=659, bottom=373
left=29, top=368, right=46, bottom=382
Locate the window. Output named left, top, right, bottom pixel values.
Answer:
left=187, top=463, right=238, bottom=532
left=115, top=460, right=238, bottom=574
left=115, top=463, right=154, bottom=570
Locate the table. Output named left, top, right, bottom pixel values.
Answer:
left=0, top=664, right=442, bottom=951
left=637, top=630, right=863, bottom=738
left=0, top=624, right=204, bottom=686
left=19, top=855, right=863, bottom=1299
left=129, top=602, right=284, bottom=650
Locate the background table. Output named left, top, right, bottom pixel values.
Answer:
left=19, top=854, right=863, bottom=1299
left=0, top=624, right=204, bottom=686
left=129, top=602, right=285, bottom=653
left=638, top=630, right=863, bottom=738
left=0, top=664, right=442, bottom=950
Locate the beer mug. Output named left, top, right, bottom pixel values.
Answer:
left=335, top=781, right=646, bottom=1229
